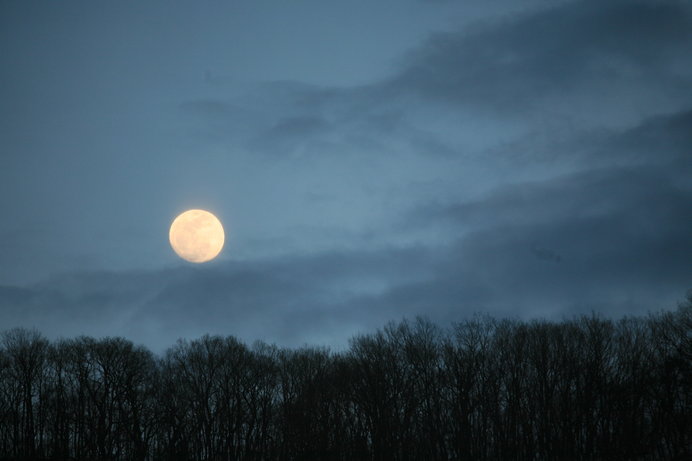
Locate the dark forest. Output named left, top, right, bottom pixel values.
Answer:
left=1, top=300, right=690, bottom=461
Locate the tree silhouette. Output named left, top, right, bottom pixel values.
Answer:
left=0, top=302, right=690, bottom=460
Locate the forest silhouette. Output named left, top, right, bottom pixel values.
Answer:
left=1, top=297, right=690, bottom=460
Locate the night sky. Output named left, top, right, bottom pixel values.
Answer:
left=1, top=0, right=690, bottom=352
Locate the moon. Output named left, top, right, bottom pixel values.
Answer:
left=169, top=209, right=225, bottom=263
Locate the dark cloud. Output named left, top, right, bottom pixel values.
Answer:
left=391, top=0, right=692, bottom=111
left=3, top=147, right=688, bottom=351
left=530, top=244, right=562, bottom=263
left=602, top=109, right=692, bottom=163
left=391, top=107, right=692, bottom=318
left=366, top=165, right=691, bottom=319
left=490, top=107, right=692, bottom=169
left=2, top=0, right=689, bottom=350
left=249, top=116, right=332, bottom=157
left=419, top=164, right=691, bottom=232
left=179, top=0, right=692, bottom=164
left=0, top=247, right=439, bottom=351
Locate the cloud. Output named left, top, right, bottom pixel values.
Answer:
left=390, top=107, right=692, bottom=317
left=2, top=144, right=689, bottom=352
left=249, top=116, right=332, bottom=157
left=4, top=98, right=690, bottom=352
left=178, top=0, right=692, bottom=164
left=599, top=109, right=692, bottom=163
left=363, top=166, right=691, bottom=320
left=391, top=1, right=692, bottom=113
left=0, top=246, right=439, bottom=352
left=530, top=244, right=562, bottom=263
left=3, top=1, right=689, bottom=351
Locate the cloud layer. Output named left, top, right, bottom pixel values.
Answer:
left=1, top=0, right=690, bottom=350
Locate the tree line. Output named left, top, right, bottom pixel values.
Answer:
left=0, top=301, right=690, bottom=460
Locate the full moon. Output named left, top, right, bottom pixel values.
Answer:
left=169, top=209, right=225, bottom=263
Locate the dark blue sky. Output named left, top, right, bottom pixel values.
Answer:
left=1, top=0, right=690, bottom=352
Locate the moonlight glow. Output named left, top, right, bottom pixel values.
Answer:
left=169, top=209, right=225, bottom=263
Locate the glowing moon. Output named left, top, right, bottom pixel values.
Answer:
left=169, top=209, right=225, bottom=263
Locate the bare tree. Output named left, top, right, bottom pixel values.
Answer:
left=1, top=299, right=690, bottom=460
